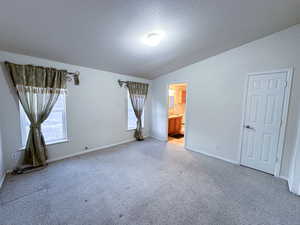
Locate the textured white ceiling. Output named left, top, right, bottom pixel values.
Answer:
left=0, top=0, right=300, bottom=79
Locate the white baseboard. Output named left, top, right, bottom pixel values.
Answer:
left=186, top=146, right=290, bottom=183
left=2, top=139, right=136, bottom=186
left=279, top=175, right=289, bottom=181
left=288, top=176, right=294, bottom=192
left=47, top=138, right=136, bottom=163
left=0, top=173, right=6, bottom=189
left=287, top=175, right=300, bottom=196
left=185, top=145, right=240, bottom=165
left=150, top=135, right=167, bottom=142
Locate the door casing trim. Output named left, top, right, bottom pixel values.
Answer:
left=238, top=68, right=294, bottom=177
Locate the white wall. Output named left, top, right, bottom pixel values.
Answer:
left=0, top=51, right=151, bottom=172
left=289, top=119, right=300, bottom=195
left=151, top=24, right=300, bottom=178
left=0, top=123, right=4, bottom=187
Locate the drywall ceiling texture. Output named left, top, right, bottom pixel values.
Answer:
left=151, top=25, right=300, bottom=178
left=0, top=0, right=300, bottom=79
left=0, top=51, right=152, bottom=171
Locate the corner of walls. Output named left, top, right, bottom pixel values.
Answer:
left=0, top=50, right=153, bottom=172
left=185, top=145, right=240, bottom=165
left=150, top=24, right=300, bottom=183
left=288, top=125, right=300, bottom=196
left=287, top=140, right=296, bottom=193
left=0, top=173, right=5, bottom=189
left=150, top=135, right=167, bottom=142
left=0, top=122, right=5, bottom=189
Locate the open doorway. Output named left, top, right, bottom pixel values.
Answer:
left=167, top=83, right=187, bottom=145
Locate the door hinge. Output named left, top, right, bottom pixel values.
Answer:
left=284, top=81, right=288, bottom=87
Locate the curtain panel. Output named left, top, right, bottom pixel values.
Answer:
left=5, top=62, right=67, bottom=168
left=127, top=81, right=149, bottom=141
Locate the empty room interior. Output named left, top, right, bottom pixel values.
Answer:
left=1, top=1, right=300, bottom=225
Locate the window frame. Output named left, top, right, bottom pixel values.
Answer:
left=19, top=93, right=68, bottom=149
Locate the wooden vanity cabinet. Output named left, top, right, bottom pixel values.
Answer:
left=181, top=90, right=186, bottom=103
left=168, top=116, right=182, bottom=135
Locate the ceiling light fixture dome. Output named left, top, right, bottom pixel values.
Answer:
left=142, top=31, right=165, bottom=47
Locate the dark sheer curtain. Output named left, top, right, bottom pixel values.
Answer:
left=5, top=62, right=67, bottom=168
left=127, top=81, right=149, bottom=141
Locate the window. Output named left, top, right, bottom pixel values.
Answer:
left=20, top=94, right=68, bottom=147
left=127, top=92, right=144, bottom=130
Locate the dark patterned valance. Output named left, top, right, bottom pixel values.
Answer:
left=5, top=61, right=68, bottom=91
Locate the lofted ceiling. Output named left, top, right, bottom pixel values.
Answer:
left=0, top=0, right=300, bottom=79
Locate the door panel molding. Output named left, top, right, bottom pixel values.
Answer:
left=239, top=68, right=294, bottom=176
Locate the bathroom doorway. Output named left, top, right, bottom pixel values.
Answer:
left=167, top=83, right=187, bottom=145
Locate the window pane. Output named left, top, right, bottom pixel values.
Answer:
left=42, top=111, right=64, bottom=142
left=127, top=92, right=144, bottom=130
left=20, top=94, right=67, bottom=147
left=128, top=103, right=137, bottom=130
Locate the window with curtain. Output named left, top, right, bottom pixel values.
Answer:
left=127, top=91, right=144, bottom=130
left=19, top=94, right=68, bottom=147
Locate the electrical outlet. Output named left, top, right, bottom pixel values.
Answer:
left=11, top=152, right=18, bottom=160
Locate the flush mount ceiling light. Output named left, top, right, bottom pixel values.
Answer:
left=142, top=31, right=165, bottom=47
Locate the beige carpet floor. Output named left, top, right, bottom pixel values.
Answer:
left=0, top=138, right=299, bottom=225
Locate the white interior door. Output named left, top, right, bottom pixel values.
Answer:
left=241, top=71, right=288, bottom=174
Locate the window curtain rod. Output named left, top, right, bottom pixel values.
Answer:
left=118, top=79, right=148, bottom=87
left=66, top=71, right=80, bottom=77
left=118, top=79, right=128, bottom=87
left=66, top=71, right=80, bottom=85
